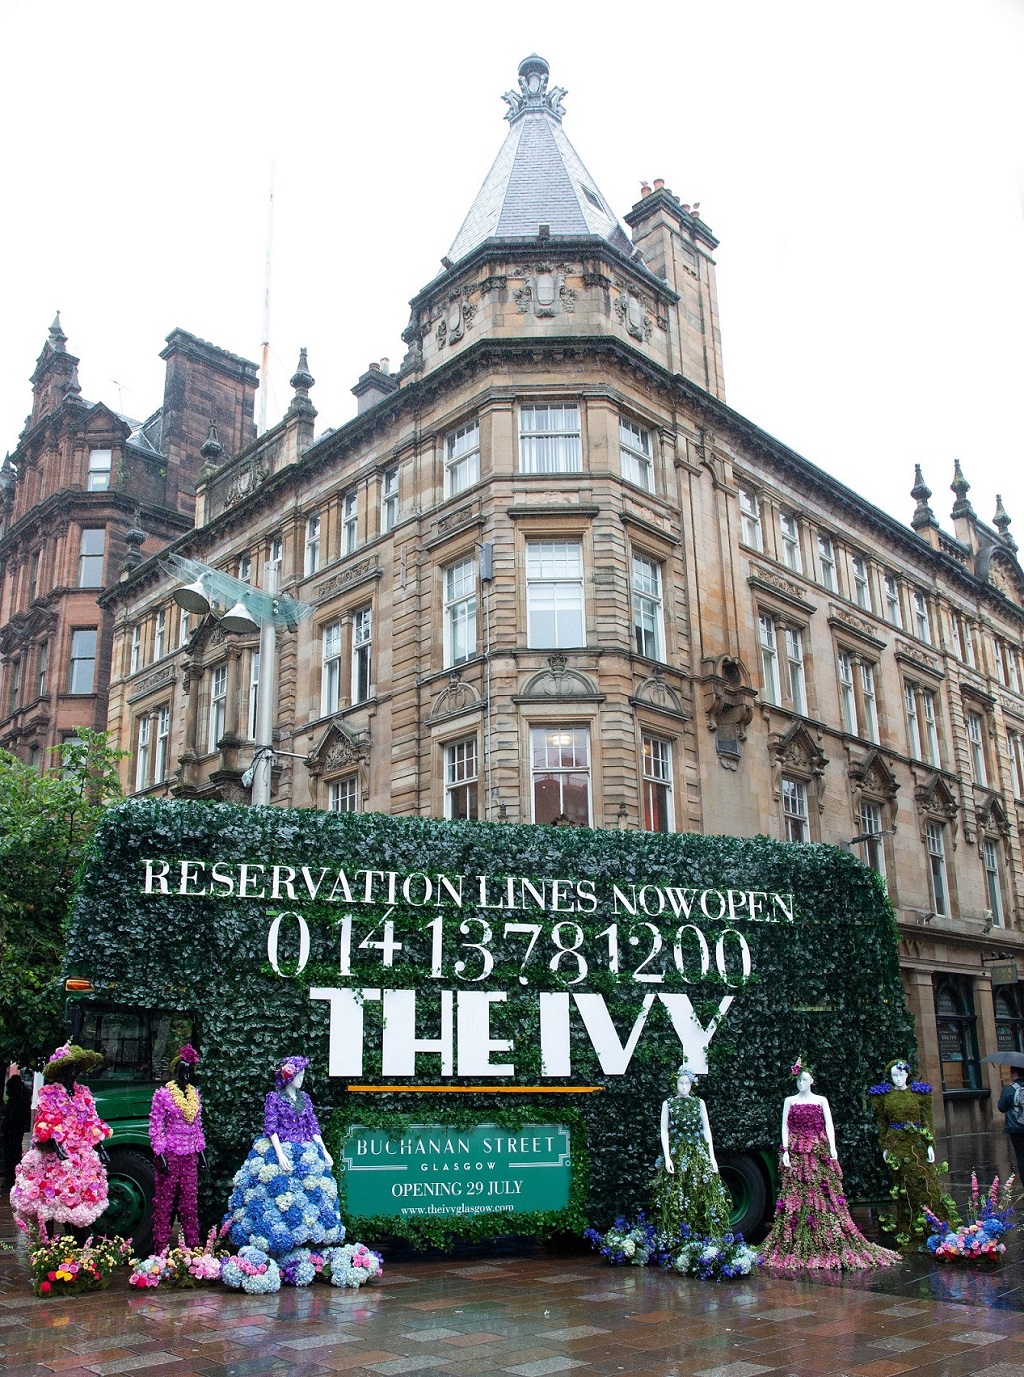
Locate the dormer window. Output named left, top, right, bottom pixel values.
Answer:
left=87, top=448, right=112, bottom=492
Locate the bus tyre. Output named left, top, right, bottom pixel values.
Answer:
left=101, top=1149, right=155, bottom=1257
left=718, top=1153, right=770, bottom=1239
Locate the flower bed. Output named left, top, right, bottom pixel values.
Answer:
left=584, top=1213, right=760, bottom=1281
left=25, top=1226, right=132, bottom=1297
left=926, top=1173, right=1018, bottom=1261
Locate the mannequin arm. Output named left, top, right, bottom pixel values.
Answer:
left=660, top=1100, right=674, bottom=1173
left=270, top=1131, right=289, bottom=1171
left=822, top=1097, right=838, bottom=1159
left=699, top=1098, right=719, bottom=1173
left=781, top=1097, right=791, bottom=1167
left=314, top=1133, right=334, bottom=1168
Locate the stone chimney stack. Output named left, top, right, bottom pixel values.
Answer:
left=352, top=360, right=399, bottom=415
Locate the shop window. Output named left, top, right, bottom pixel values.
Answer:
left=994, top=988, right=1024, bottom=1054
left=632, top=555, right=664, bottom=661
left=641, top=735, right=673, bottom=833
left=738, top=487, right=762, bottom=551
left=519, top=403, right=581, bottom=474
left=444, top=556, right=477, bottom=667
left=779, top=513, right=802, bottom=573
left=526, top=541, right=584, bottom=649
left=445, top=738, right=479, bottom=820
left=531, top=725, right=591, bottom=825
left=816, top=534, right=837, bottom=591
left=446, top=419, right=480, bottom=496
left=934, top=979, right=981, bottom=1090
left=328, top=776, right=359, bottom=812
left=620, top=418, right=653, bottom=492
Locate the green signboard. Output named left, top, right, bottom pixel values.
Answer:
left=342, top=1122, right=572, bottom=1220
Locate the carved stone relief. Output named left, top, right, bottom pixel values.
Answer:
left=768, top=720, right=828, bottom=813
left=520, top=654, right=599, bottom=700
left=430, top=670, right=482, bottom=721
left=224, top=454, right=269, bottom=507
left=632, top=665, right=685, bottom=715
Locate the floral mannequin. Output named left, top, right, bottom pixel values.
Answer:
left=870, top=1057, right=957, bottom=1249
left=649, top=1063, right=731, bottom=1241
left=224, top=1055, right=344, bottom=1256
left=761, top=1058, right=900, bottom=1270
left=149, top=1044, right=206, bottom=1251
left=11, top=1043, right=111, bottom=1231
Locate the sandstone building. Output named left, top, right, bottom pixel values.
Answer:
left=78, top=56, right=1024, bottom=1133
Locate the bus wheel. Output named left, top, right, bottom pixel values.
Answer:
left=99, top=1149, right=155, bottom=1256
left=718, top=1153, right=770, bottom=1239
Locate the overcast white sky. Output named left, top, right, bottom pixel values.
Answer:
left=2, top=0, right=1022, bottom=541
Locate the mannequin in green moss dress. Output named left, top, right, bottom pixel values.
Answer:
left=650, top=1065, right=731, bottom=1241
left=870, top=1058, right=958, bottom=1249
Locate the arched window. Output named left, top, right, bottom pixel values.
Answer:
left=934, top=979, right=981, bottom=1090
left=994, top=988, right=1024, bottom=1054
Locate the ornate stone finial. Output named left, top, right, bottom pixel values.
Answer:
left=120, top=520, right=146, bottom=576
left=199, top=421, right=223, bottom=480
left=950, top=458, right=974, bottom=519
left=502, top=55, right=567, bottom=124
left=910, top=464, right=937, bottom=530
left=994, top=494, right=1017, bottom=551
left=63, top=360, right=83, bottom=401
left=48, top=311, right=67, bottom=351
left=290, top=347, right=315, bottom=394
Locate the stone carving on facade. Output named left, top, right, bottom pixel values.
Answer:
left=614, top=289, right=653, bottom=341
left=435, top=503, right=478, bottom=537
left=316, top=559, right=381, bottom=599
left=700, top=655, right=757, bottom=769
left=307, top=719, right=370, bottom=777
left=632, top=664, right=685, bottom=715
left=828, top=603, right=882, bottom=643
left=501, top=56, right=567, bottom=122
left=749, top=563, right=810, bottom=607
left=914, top=770, right=960, bottom=844
left=127, top=662, right=178, bottom=703
left=429, top=670, right=482, bottom=721
left=768, top=720, right=828, bottom=813
left=974, top=789, right=1011, bottom=843
left=520, top=654, right=599, bottom=700
left=224, top=453, right=269, bottom=507
left=895, top=639, right=941, bottom=675
left=512, top=269, right=567, bottom=318
left=435, top=291, right=476, bottom=347
left=847, top=746, right=900, bottom=818
left=479, top=274, right=507, bottom=294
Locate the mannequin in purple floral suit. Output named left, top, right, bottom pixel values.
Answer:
left=149, top=1045, right=205, bottom=1251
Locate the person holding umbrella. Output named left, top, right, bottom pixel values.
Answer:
left=984, top=1050, right=1024, bottom=1180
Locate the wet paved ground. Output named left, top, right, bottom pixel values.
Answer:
left=3, top=1131, right=1024, bottom=1377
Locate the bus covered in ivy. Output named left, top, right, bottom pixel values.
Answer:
left=63, top=798, right=913, bottom=1254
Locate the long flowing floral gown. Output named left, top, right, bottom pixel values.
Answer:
left=649, top=1094, right=731, bottom=1241
left=871, top=1079, right=957, bottom=1248
left=223, top=1089, right=345, bottom=1256
left=11, top=1083, right=111, bottom=1229
left=761, top=1100, right=900, bottom=1270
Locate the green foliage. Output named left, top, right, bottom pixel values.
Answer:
left=66, top=800, right=914, bottom=1240
left=0, top=731, right=125, bottom=1065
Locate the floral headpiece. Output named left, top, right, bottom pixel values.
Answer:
left=275, top=1055, right=310, bottom=1089
left=791, top=1056, right=813, bottom=1079
left=169, top=1044, right=200, bottom=1074
left=675, top=1062, right=697, bottom=1082
left=43, top=1042, right=104, bottom=1082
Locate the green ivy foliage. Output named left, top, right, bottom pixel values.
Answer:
left=66, top=800, right=914, bottom=1239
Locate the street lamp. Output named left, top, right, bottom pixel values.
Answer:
left=163, top=553, right=312, bottom=806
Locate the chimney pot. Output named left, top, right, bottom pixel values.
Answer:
left=653, top=178, right=665, bottom=190
left=641, top=182, right=652, bottom=197
left=380, top=357, right=389, bottom=374
left=681, top=204, right=690, bottom=213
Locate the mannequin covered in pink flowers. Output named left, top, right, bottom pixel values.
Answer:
left=11, top=1043, right=111, bottom=1232
left=149, top=1044, right=206, bottom=1251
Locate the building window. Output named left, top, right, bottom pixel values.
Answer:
left=860, top=661, right=879, bottom=742
left=963, top=619, right=977, bottom=668
left=130, top=625, right=142, bottom=675
left=739, top=488, right=762, bottom=551
left=1008, top=728, right=1024, bottom=798
left=78, top=528, right=106, bottom=588
left=87, top=448, right=112, bottom=492
left=135, top=716, right=151, bottom=792
left=531, top=725, right=591, bottom=825
left=238, top=553, right=252, bottom=583
left=905, top=684, right=922, bottom=759
left=27, top=745, right=40, bottom=772
left=786, top=627, right=807, bottom=715
left=620, top=418, right=653, bottom=491
left=305, top=513, right=321, bottom=576
left=322, top=622, right=343, bottom=715
left=996, top=639, right=1022, bottom=694
left=154, top=705, right=170, bottom=783
left=935, top=979, right=980, bottom=1090
left=7, top=658, right=21, bottom=715
left=445, top=738, right=479, bottom=820
left=208, top=665, right=227, bottom=752
left=328, top=776, right=359, bottom=812
left=632, top=555, right=664, bottom=661
left=342, top=492, right=359, bottom=556
left=837, top=649, right=856, bottom=733
left=526, top=540, right=585, bottom=649
left=817, top=534, right=837, bottom=592
left=154, top=609, right=166, bottom=661
left=883, top=574, right=902, bottom=628
left=352, top=607, right=372, bottom=703
left=995, top=989, right=1024, bottom=1054
left=851, top=556, right=871, bottom=611
left=641, top=735, right=673, bottom=833
left=381, top=467, right=399, bottom=533
left=984, top=837, right=1004, bottom=926
left=859, top=800, right=886, bottom=876
left=178, top=607, right=190, bottom=649
left=759, top=614, right=780, bottom=705
left=927, top=821, right=949, bottom=916
left=268, top=536, right=283, bottom=574
left=446, top=419, right=480, bottom=496
left=248, top=650, right=260, bottom=740
left=444, top=556, right=477, bottom=667
left=36, top=641, right=48, bottom=699
left=921, top=690, right=940, bottom=765
left=69, top=629, right=97, bottom=694
left=912, top=589, right=931, bottom=643
left=519, top=403, right=581, bottom=474
left=782, top=777, right=808, bottom=843
left=27, top=550, right=40, bottom=603
left=779, top=513, right=802, bottom=573
left=967, top=710, right=987, bottom=785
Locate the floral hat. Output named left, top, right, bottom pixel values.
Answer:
left=43, top=1042, right=104, bottom=1082
left=675, top=1061, right=698, bottom=1083
left=275, top=1055, right=310, bottom=1089
left=791, top=1055, right=814, bottom=1079
left=169, top=1044, right=200, bottom=1074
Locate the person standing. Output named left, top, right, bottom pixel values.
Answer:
left=997, top=1068, right=1024, bottom=1181
left=1, top=1068, right=32, bottom=1186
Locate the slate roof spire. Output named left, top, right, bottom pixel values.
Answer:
left=446, top=54, right=633, bottom=266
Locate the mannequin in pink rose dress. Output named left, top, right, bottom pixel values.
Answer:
left=761, top=1061, right=900, bottom=1270
left=11, top=1043, right=111, bottom=1232
left=149, top=1044, right=206, bottom=1251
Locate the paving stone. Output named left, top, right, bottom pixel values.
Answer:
left=86, top=1356, right=190, bottom=1376
left=365, top=1359, right=453, bottom=1375
left=867, top=1337, right=928, bottom=1353
left=399, top=1329, right=466, bottom=1342
left=537, top=1327, right=610, bottom=1340
left=951, top=1329, right=1009, bottom=1344
left=276, top=1333, right=360, bottom=1349
left=500, top=1361, right=589, bottom=1377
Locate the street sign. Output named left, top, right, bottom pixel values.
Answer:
left=989, top=960, right=1019, bottom=987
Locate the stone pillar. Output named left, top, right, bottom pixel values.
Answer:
left=976, top=967, right=1002, bottom=1127
left=904, top=968, right=944, bottom=1131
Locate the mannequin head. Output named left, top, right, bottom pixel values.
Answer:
left=887, top=1058, right=912, bottom=1090
left=796, top=1069, right=814, bottom=1093
left=43, top=1042, right=103, bottom=1088
left=290, top=1070, right=305, bottom=1092
left=170, top=1044, right=199, bottom=1088
left=275, top=1056, right=310, bottom=1093
left=675, top=1066, right=696, bottom=1097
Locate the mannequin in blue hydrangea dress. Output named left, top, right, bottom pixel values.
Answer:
left=224, top=1056, right=345, bottom=1256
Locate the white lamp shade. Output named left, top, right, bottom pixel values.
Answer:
left=219, top=600, right=260, bottom=634
left=173, top=579, right=211, bottom=615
